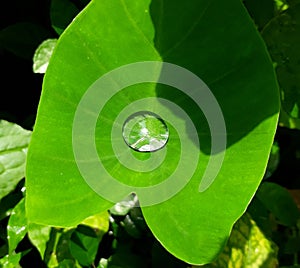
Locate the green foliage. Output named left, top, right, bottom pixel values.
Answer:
left=69, top=225, right=102, bottom=266
left=33, top=39, right=58, bottom=74
left=200, top=213, right=278, bottom=268
left=27, top=223, right=52, bottom=258
left=25, top=0, right=279, bottom=264
left=243, top=0, right=276, bottom=29
left=0, top=23, right=50, bottom=60
left=0, top=0, right=300, bottom=267
left=7, top=199, right=27, bottom=255
left=262, top=4, right=300, bottom=119
left=0, top=252, right=22, bottom=268
left=0, top=120, right=31, bottom=200
left=50, top=0, right=80, bottom=35
left=256, top=182, right=300, bottom=227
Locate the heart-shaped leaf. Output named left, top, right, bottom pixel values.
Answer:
left=26, top=0, right=279, bottom=264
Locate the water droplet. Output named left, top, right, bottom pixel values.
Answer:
left=122, top=111, right=169, bottom=152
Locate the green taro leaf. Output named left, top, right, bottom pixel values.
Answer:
left=26, top=0, right=279, bottom=264
left=0, top=120, right=31, bottom=199
left=7, top=198, right=27, bottom=254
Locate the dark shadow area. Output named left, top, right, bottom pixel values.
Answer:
left=0, top=0, right=54, bottom=129
left=149, top=0, right=280, bottom=155
left=271, top=127, right=300, bottom=189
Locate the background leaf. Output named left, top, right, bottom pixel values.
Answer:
left=0, top=252, right=22, bottom=268
left=7, top=198, right=27, bottom=254
left=50, top=0, right=80, bottom=35
left=193, top=213, right=278, bottom=268
left=33, top=39, right=57, bottom=74
left=243, top=0, right=275, bottom=30
left=0, top=22, right=50, bottom=60
left=69, top=225, right=102, bottom=267
left=80, top=211, right=109, bottom=232
left=262, top=4, right=300, bottom=119
left=28, top=223, right=52, bottom=258
left=0, top=120, right=31, bottom=199
left=256, top=182, right=300, bottom=227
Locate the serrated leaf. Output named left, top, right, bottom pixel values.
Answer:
left=26, top=0, right=279, bottom=264
left=7, top=198, right=27, bottom=254
left=0, top=120, right=31, bottom=199
left=33, top=39, right=57, bottom=74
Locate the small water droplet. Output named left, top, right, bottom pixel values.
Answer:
left=122, top=111, right=169, bottom=152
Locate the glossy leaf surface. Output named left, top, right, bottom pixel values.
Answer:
left=33, top=39, right=57, bottom=74
left=194, top=213, right=278, bottom=268
left=26, top=0, right=279, bottom=264
left=28, top=223, right=52, bottom=258
left=0, top=253, right=21, bottom=268
left=7, top=198, right=27, bottom=254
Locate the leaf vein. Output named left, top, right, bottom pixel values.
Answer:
left=120, top=0, right=160, bottom=58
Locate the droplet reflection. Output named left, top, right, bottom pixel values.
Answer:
left=122, top=111, right=169, bottom=152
